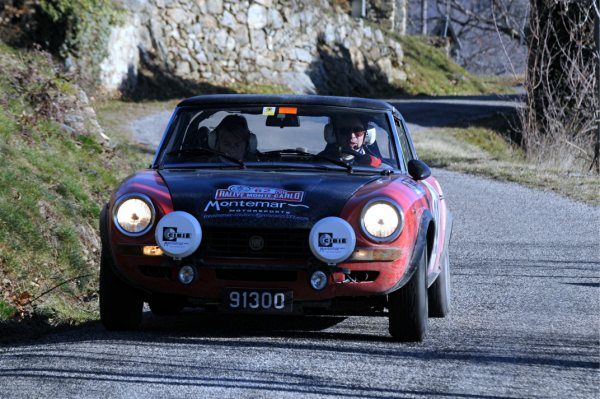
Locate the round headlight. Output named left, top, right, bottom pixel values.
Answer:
left=113, top=194, right=155, bottom=236
left=360, top=199, right=403, bottom=242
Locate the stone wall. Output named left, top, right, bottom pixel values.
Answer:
left=102, top=0, right=407, bottom=95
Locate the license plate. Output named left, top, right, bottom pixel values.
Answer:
left=223, top=289, right=293, bottom=313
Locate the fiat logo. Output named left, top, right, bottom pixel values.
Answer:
left=249, top=235, right=264, bottom=251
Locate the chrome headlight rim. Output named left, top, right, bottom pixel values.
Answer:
left=112, top=193, right=156, bottom=237
left=359, top=197, right=404, bottom=243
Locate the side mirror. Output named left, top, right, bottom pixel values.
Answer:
left=408, top=159, right=431, bottom=181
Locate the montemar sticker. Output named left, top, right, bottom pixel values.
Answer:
left=215, top=185, right=304, bottom=202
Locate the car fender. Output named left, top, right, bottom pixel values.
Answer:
left=382, top=209, right=433, bottom=295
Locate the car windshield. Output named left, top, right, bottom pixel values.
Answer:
left=159, top=105, right=400, bottom=172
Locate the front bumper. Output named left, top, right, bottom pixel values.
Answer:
left=111, top=249, right=411, bottom=302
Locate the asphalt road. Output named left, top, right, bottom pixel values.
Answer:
left=0, top=96, right=597, bottom=398
left=390, top=94, right=522, bottom=132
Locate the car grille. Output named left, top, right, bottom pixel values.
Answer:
left=201, top=228, right=310, bottom=259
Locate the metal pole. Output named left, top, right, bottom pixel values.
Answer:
left=444, top=0, right=451, bottom=37
left=421, top=0, right=428, bottom=35
left=351, top=0, right=366, bottom=19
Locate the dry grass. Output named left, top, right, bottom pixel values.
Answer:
left=414, top=127, right=599, bottom=206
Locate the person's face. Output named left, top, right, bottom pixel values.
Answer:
left=339, top=125, right=366, bottom=151
left=217, top=131, right=247, bottom=160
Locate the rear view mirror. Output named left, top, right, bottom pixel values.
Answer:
left=266, top=114, right=300, bottom=128
left=408, top=159, right=431, bottom=180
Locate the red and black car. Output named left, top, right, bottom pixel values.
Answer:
left=100, top=95, right=452, bottom=341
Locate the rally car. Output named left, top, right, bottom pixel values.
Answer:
left=100, top=95, right=452, bottom=341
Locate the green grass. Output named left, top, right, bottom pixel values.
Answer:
left=0, top=43, right=147, bottom=332
left=0, top=300, right=17, bottom=321
left=414, top=126, right=600, bottom=206
left=395, top=35, right=514, bottom=96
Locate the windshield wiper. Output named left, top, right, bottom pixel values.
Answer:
left=167, top=147, right=245, bottom=168
left=260, top=149, right=353, bottom=173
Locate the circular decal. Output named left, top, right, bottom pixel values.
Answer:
left=155, top=211, right=202, bottom=258
left=308, top=217, right=356, bottom=264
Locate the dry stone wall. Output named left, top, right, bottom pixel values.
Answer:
left=103, top=0, right=407, bottom=95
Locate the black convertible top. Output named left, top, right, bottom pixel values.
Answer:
left=177, top=94, right=395, bottom=112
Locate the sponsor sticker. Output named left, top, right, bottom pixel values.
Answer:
left=318, top=232, right=347, bottom=247
left=262, top=106, right=276, bottom=116
left=278, top=107, right=297, bottom=115
left=216, top=185, right=304, bottom=202
left=162, top=227, right=191, bottom=242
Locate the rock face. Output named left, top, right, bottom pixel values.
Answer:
left=101, top=0, right=407, bottom=95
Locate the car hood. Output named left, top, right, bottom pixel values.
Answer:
left=158, top=169, right=381, bottom=229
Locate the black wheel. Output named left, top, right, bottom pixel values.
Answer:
left=428, top=250, right=451, bottom=317
left=388, top=247, right=428, bottom=342
left=149, top=296, right=186, bottom=316
left=99, top=249, right=143, bottom=331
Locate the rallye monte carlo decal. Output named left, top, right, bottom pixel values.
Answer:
left=215, top=185, right=305, bottom=202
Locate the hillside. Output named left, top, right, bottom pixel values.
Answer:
left=396, top=35, right=504, bottom=96
left=0, top=43, right=146, bottom=334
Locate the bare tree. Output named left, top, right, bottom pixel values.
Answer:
left=435, top=0, right=528, bottom=43
left=523, top=0, right=598, bottom=171
left=427, top=0, right=598, bottom=171
left=401, top=0, right=529, bottom=74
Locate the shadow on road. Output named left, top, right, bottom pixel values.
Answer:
left=0, top=362, right=518, bottom=399
left=4, top=309, right=598, bottom=371
left=1, top=308, right=598, bottom=399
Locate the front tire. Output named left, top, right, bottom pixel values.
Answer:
left=99, top=249, right=143, bottom=331
left=388, top=247, right=428, bottom=342
left=428, top=250, right=451, bottom=317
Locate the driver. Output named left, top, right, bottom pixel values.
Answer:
left=323, top=116, right=382, bottom=167
left=211, top=115, right=257, bottom=161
